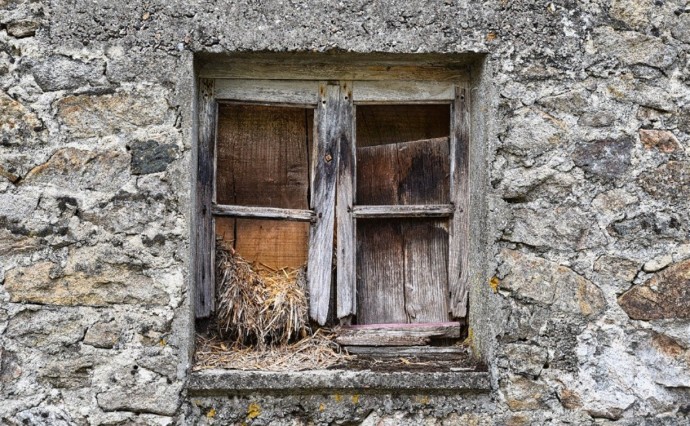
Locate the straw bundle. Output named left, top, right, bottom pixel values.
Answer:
left=215, top=239, right=309, bottom=347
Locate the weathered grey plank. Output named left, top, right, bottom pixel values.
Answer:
left=336, top=322, right=461, bottom=346
left=198, top=53, right=472, bottom=81
left=357, top=220, right=407, bottom=324
left=352, top=204, right=453, bottom=218
left=308, top=83, right=341, bottom=325
left=212, top=204, right=314, bottom=221
left=336, top=82, right=356, bottom=320
left=402, top=220, right=450, bottom=323
left=344, top=346, right=466, bottom=357
left=194, top=78, right=216, bottom=319
left=214, top=79, right=319, bottom=104
left=353, top=81, right=454, bottom=103
left=449, top=84, right=470, bottom=318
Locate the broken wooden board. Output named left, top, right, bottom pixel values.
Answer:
left=336, top=322, right=461, bottom=346
left=356, top=137, right=450, bottom=205
left=356, top=104, right=450, bottom=148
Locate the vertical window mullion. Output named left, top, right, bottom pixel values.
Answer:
left=307, top=82, right=342, bottom=325
left=336, top=81, right=356, bottom=321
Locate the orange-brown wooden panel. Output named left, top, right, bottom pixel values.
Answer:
left=215, top=217, right=308, bottom=269
left=356, top=104, right=450, bottom=148
left=216, top=104, right=312, bottom=209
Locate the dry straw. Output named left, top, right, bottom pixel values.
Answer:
left=215, top=238, right=309, bottom=346
left=204, top=239, right=349, bottom=370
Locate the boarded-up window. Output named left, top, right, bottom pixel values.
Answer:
left=195, top=75, right=470, bottom=352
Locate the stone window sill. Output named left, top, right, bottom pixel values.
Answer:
left=188, top=369, right=492, bottom=395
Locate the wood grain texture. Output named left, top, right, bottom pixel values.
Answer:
left=198, top=53, right=472, bottom=81
left=215, top=79, right=318, bottom=104
left=336, top=322, right=461, bottom=346
left=194, top=78, right=216, bottom=318
left=402, top=220, right=450, bottom=323
left=357, top=137, right=450, bottom=205
left=449, top=84, right=470, bottom=318
left=353, top=81, right=454, bottom=103
left=356, top=220, right=407, bottom=324
left=307, top=83, right=341, bottom=325
left=233, top=219, right=309, bottom=269
left=356, top=104, right=450, bottom=148
left=212, top=204, right=314, bottom=221
left=216, top=104, right=310, bottom=209
left=352, top=204, right=453, bottom=218
left=336, top=82, right=356, bottom=319
left=357, top=219, right=450, bottom=324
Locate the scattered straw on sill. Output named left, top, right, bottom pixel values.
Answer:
left=194, top=328, right=351, bottom=372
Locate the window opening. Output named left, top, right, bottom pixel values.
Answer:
left=194, top=74, right=474, bottom=370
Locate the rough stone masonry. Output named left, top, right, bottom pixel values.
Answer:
left=1, top=0, right=689, bottom=425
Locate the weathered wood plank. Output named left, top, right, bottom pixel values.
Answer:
left=356, top=137, right=450, bottom=205
left=449, top=84, right=470, bottom=318
left=357, top=220, right=407, bottom=324
left=336, top=81, right=356, bottom=320
left=214, top=79, right=319, bottom=104
left=194, top=78, right=217, bottom=319
left=344, top=346, right=466, bottom=357
left=403, top=220, right=450, bottom=323
left=353, top=81, right=454, bottom=103
left=352, top=204, right=453, bottom=218
left=212, top=204, right=314, bottom=221
left=307, top=83, right=341, bottom=325
left=215, top=104, right=310, bottom=209
left=336, top=322, right=461, bottom=346
left=356, top=105, right=450, bottom=148
left=233, top=219, right=309, bottom=269
left=198, top=53, right=472, bottom=81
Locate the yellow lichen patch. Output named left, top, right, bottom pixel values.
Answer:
left=415, top=395, right=430, bottom=405
left=463, top=328, right=475, bottom=350
left=333, top=394, right=343, bottom=403
left=319, top=403, right=325, bottom=412
left=247, top=403, right=261, bottom=419
left=489, top=276, right=500, bottom=293
left=351, top=394, right=360, bottom=404
left=206, top=408, right=216, bottom=418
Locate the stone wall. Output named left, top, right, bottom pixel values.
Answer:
left=1, top=0, right=689, bottom=424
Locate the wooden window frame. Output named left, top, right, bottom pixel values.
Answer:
left=193, top=74, right=470, bottom=330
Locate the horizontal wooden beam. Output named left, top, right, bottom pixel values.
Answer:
left=215, top=79, right=319, bottom=105
left=353, top=81, right=454, bottom=103
left=198, top=53, right=472, bottom=81
left=211, top=204, right=315, bottom=222
left=352, top=204, right=454, bottom=219
left=336, top=322, right=462, bottom=346
left=344, top=346, right=466, bottom=357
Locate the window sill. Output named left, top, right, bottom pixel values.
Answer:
left=188, top=369, right=491, bottom=395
